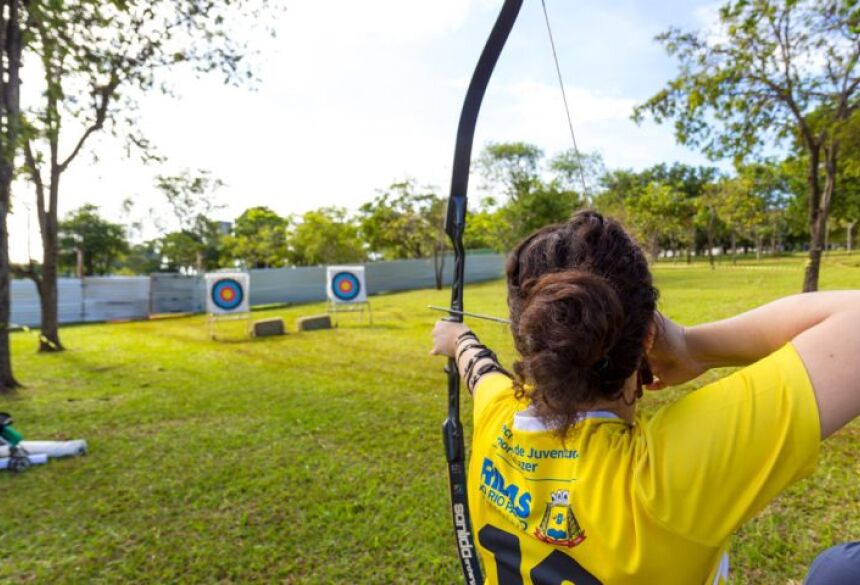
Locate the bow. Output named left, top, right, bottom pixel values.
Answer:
left=442, top=2, right=523, bottom=583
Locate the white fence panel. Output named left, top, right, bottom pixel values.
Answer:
left=249, top=266, right=326, bottom=306
left=150, top=274, right=205, bottom=314
left=365, top=253, right=505, bottom=294
left=83, top=277, right=150, bottom=322
left=11, top=279, right=85, bottom=327
left=11, top=279, right=40, bottom=327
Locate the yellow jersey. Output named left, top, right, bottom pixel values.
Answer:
left=467, top=344, right=820, bottom=584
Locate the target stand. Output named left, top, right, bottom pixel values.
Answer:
left=204, top=273, right=252, bottom=340
left=325, top=266, right=372, bottom=326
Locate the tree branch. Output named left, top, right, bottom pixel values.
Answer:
left=58, top=71, right=119, bottom=173
left=23, top=136, right=46, bottom=237
left=10, top=261, right=41, bottom=287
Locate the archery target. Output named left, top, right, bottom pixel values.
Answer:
left=326, top=266, right=367, bottom=304
left=205, top=273, right=250, bottom=315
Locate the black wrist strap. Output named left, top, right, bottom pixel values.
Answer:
left=468, top=362, right=513, bottom=392
left=464, top=348, right=497, bottom=383
left=457, top=330, right=478, bottom=343
left=456, top=342, right=487, bottom=364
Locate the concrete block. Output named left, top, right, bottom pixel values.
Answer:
left=252, top=318, right=286, bottom=337
left=297, top=314, right=332, bottom=331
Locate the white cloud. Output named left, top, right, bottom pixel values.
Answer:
left=475, top=80, right=637, bottom=155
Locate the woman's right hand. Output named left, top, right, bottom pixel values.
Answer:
left=646, top=313, right=706, bottom=390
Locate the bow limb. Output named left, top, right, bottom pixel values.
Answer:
left=443, top=2, right=523, bottom=584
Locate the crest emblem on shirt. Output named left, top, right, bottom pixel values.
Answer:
left=535, top=489, right=586, bottom=547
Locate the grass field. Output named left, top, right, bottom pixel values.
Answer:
left=3, top=256, right=860, bottom=584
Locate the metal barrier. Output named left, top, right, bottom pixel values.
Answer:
left=11, top=253, right=507, bottom=327
left=12, top=277, right=151, bottom=328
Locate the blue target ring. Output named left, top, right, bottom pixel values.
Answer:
left=331, top=271, right=361, bottom=302
left=211, top=278, right=244, bottom=311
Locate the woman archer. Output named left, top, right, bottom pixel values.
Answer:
left=431, top=210, right=860, bottom=584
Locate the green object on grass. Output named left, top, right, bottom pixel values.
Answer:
left=1, top=424, right=23, bottom=446
left=0, top=412, right=22, bottom=446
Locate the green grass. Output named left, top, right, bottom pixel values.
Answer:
left=3, top=256, right=860, bottom=584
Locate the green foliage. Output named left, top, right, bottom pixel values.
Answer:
left=628, top=182, right=691, bottom=259
left=156, top=170, right=225, bottom=273
left=223, top=206, right=289, bottom=269
left=288, top=207, right=366, bottom=267
left=58, top=204, right=129, bottom=275
left=496, top=182, right=581, bottom=249
left=358, top=181, right=447, bottom=260
left=597, top=163, right=718, bottom=258
left=475, top=142, right=587, bottom=250
left=634, top=0, right=860, bottom=160
left=4, top=257, right=860, bottom=583
left=463, top=206, right=503, bottom=250
left=477, top=142, right=544, bottom=199
left=549, top=150, right=606, bottom=195
left=116, top=241, right=161, bottom=276
left=635, top=0, right=860, bottom=288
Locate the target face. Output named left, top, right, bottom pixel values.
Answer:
left=326, top=265, right=367, bottom=304
left=331, top=272, right=361, bottom=302
left=205, top=273, right=250, bottom=315
left=211, top=278, right=244, bottom=311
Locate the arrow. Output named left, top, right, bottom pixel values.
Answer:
left=427, top=305, right=511, bottom=325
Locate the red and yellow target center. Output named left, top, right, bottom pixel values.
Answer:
left=220, top=288, right=236, bottom=301
left=338, top=281, right=353, bottom=292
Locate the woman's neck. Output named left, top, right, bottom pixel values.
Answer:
left=581, top=374, right=639, bottom=424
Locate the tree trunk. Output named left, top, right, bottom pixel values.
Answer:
left=648, top=237, right=659, bottom=263
left=755, top=233, right=762, bottom=261
left=0, top=0, right=23, bottom=390
left=770, top=217, right=778, bottom=256
left=706, top=232, right=715, bottom=269
left=731, top=232, right=737, bottom=265
left=37, top=213, right=63, bottom=351
left=803, top=143, right=827, bottom=292
left=848, top=220, right=856, bottom=254
left=433, top=245, right=445, bottom=290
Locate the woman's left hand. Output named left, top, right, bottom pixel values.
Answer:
left=431, top=320, right=471, bottom=358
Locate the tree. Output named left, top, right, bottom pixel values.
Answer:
left=549, top=150, right=605, bottom=203
left=626, top=182, right=689, bottom=261
left=58, top=204, right=128, bottom=275
left=21, top=0, right=272, bottom=352
left=358, top=181, right=448, bottom=287
left=158, top=231, right=208, bottom=273
left=635, top=0, right=860, bottom=291
left=288, top=207, right=366, bottom=267
left=477, top=142, right=583, bottom=248
left=463, top=204, right=504, bottom=251
left=117, top=241, right=161, bottom=275
left=0, top=0, right=24, bottom=389
left=713, top=176, right=767, bottom=262
left=224, top=206, right=289, bottom=269
left=157, top=170, right=225, bottom=273
left=695, top=183, right=727, bottom=268
left=641, top=164, right=718, bottom=262
left=496, top=181, right=582, bottom=249
left=477, top=142, right=543, bottom=200
left=831, top=112, right=860, bottom=251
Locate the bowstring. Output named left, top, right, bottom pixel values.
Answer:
left=540, top=0, right=591, bottom=203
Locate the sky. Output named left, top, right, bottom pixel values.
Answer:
left=11, top=0, right=724, bottom=263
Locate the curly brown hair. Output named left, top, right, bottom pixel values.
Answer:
left=506, top=210, right=658, bottom=435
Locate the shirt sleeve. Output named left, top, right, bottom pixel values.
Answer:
left=636, top=343, right=820, bottom=547
left=472, top=373, right=516, bottom=427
